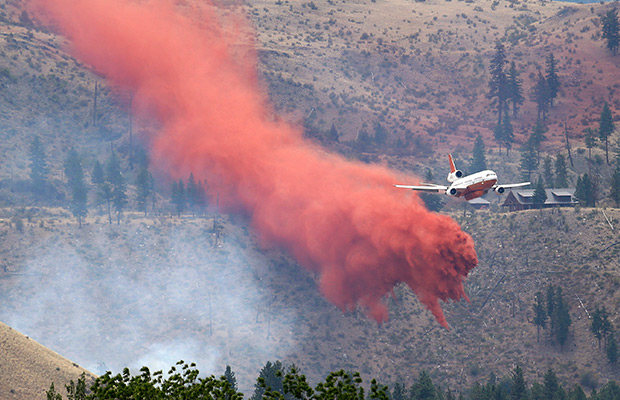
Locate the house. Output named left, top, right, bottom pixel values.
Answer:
left=467, top=197, right=491, bottom=209
left=502, top=188, right=577, bottom=211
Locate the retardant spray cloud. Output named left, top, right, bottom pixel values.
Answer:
left=27, top=0, right=477, bottom=327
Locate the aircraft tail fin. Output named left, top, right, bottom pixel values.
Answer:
left=448, top=154, right=457, bottom=173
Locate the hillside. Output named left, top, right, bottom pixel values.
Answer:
left=1, top=206, right=620, bottom=395
left=0, top=320, right=95, bottom=399
left=1, top=0, right=620, bottom=397
left=0, top=0, right=617, bottom=177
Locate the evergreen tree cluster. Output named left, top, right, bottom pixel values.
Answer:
left=25, top=136, right=210, bottom=226
left=47, top=360, right=620, bottom=400
left=532, top=284, right=572, bottom=348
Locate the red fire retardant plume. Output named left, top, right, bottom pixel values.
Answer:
left=28, top=0, right=478, bottom=327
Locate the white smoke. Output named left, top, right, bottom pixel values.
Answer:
left=0, top=217, right=299, bottom=393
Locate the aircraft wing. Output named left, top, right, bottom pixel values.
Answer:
left=493, top=182, right=531, bottom=189
left=394, top=184, right=448, bottom=193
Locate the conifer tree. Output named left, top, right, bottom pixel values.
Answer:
left=409, top=370, right=437, bottom=400
left=187, top=173, right=198, bottom=215
left=507, top=61, right=524, bottom=118
left=520, top=141, right=538, bottom=181
left=533, top=292, right=547, bottom=342
left=592, top=306, right=604, bottom=349
left=543, top=369, right=562, bottom=399
left=602, top=8, right=620, bottom=56
left=554, top=154, right=569, bottom=188
left=611, top=165, right=620, bottom=207
left=502, top=114, right=515, bottom=155
left=64, top=148, right=88, bottom=227
left=552, top=287, right=571, bottom=348
left=543, top=156, right=554, bottom=188
left=420, top=169, right=443, bottom=212
left=584, top=127, right=597, bottom=175
left=545, top=53, right=560, bottom=107
left=135, top=167, right=152, bottom=216
left=530, top=120, right=548, bottom=164
left=575, top=174, right=595, bottom=207
left=607, top=334, right=618, bottom=364
left=328, top=122, right=339, bottom=142
left=531, top=71, right=550, bottom=120
left=105, top=152, right=127, bottom=224
left=92, top=159, right=112, bottom=223
left=374, top=123, right=387, bottom=147
left=470, top=134, right=487, bottom=172
left=29, top=136, right=49, bottom=197
left=599, top=102, right=615, bottom=165
left=533, top=176, right=547, bottom=210
left=488, top=41, right=509, bottom=127
left=510, top=366, right=527, bottom=400
left=224, top=366, right=238, bottom=391
left=171, top=179, right=186, bottom=217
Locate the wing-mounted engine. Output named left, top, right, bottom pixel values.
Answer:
left=493, top=186, right=505, bottom=194
left=447, top=170, right=463, bottom=183
left=445, top=187, right=459, bottom=196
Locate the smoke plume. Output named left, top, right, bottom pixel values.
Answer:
left=26, top=0, right=477, bottom=327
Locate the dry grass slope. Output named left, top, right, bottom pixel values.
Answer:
left=0, top=321, right=95, bottom=400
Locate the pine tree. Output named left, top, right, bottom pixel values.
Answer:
left=533, top=176, right=547, bottom=210
left=520, top=141, right=538, bottom=181
left=611, top=165, right=620, bottom=207
left=187, top=173, right=198, bottom=215
left=607, top=334, right=618, bottom=364
left=135, top=167, right=152, bottom=216
left=409, top=370, right=437, bottom=400
left=374, top=123, right=387, bottom=147
left=592, top=306, right=604, bottom=349
left=488, top=41, right=509, bottom=127
left=533, top=292, right=547, bottom=343
left=494, top=123, right=505, bottom=155
left=545, top=53, right=560, bottom=107
left=601, top=8, right=620, bottom=56
left=543, top=156, right=554, bottom=188
left=251, top=361, right=285, bottom=400
left=599, top=102, right=615, bottom=165
left=543, top=369, right=561, bottom=400
left=510, top=366, right=527, bottom=400
left=507, top=61, right=524, bottom=118
left=420, top=169, right=444, bottom=212
left=554, top=154, right=569, bottom=188
left=328, top=122, right=339, bottom=142
left=29, top=136, right=49, bottom=197
left=92, top=159, right=112, bottom=223
left=552, top=287, right=572, bottom=348
left=584, top=127, right=597, bottom=175
left=64, top=148, right=88, bottom=227
left=171, top=179, right=186, bottom=217
left=530, top=119, right=548, bottom=163
left=531, top=71, right=550, bottom=120
left=575, top=174, right=595, bottom=207
left=392, top=382, right=407, bottom=400
left=470, top=135, right=487, bottom=172
left=502, top=114, right=515, bottom=155
left=105, top=152, right=127, bottom=225
left=224, top=366, right=238, bottom=391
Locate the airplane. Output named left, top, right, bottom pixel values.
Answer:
left=395, top=154, right=530, bottom=201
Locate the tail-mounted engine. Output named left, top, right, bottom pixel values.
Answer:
left=447, top=170, right=463, bottom=183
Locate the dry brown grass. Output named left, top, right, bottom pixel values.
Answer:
left=0, top=321, right=95, bottom=400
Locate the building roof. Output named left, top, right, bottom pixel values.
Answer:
left=502, top=188, right=577, bottom=207
left=468, top=197, right=491, bottom=205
